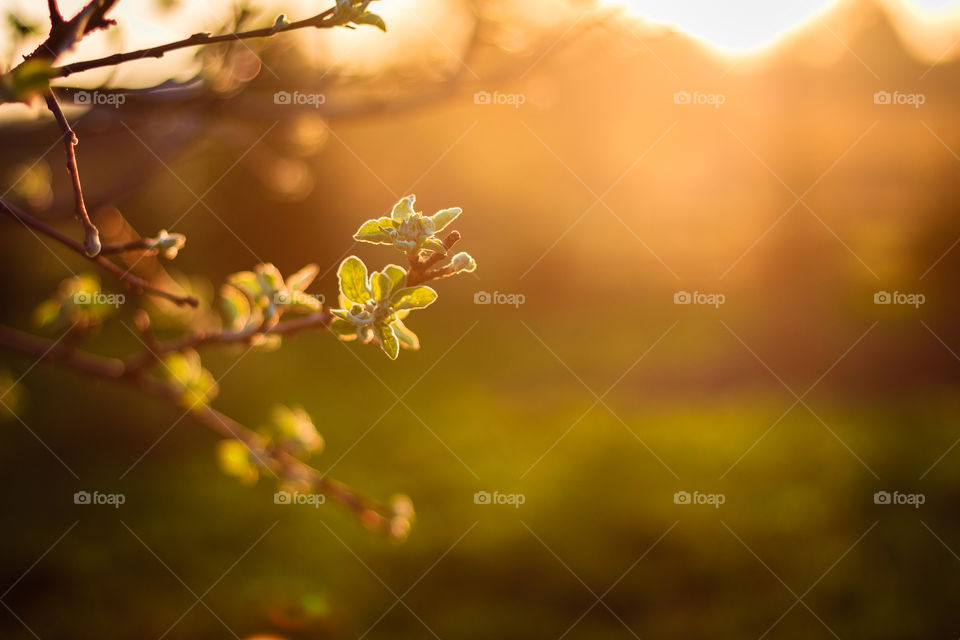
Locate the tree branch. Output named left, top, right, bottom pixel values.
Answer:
left=0, top=197, right=198, bottom=307
left=26, top=0, right=120, bottom=64
left=407, top=230, right=462, bottom=286
left=45, top=92, right=101, bottom=257
left=0, top=0, right=420, bottom=541
left=0, top=323, right=124, bottom=378
left=99, top=237, right=159, bottom=255
left=125, top=309, right=334, bottom=373
left=125, top=244, right=468, bottom=372
left=47, top=0, right=64, bottom=27
left=0, top=322, right=399, bottom=534
left=50, top=6, right=346, bottom=79
left=120, top=241, right=467, bottom=372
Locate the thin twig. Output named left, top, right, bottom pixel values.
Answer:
left=0, top=322, right=397, bottom=533
left=0, top=197, right=198, bottom=307
left=44, top=92, right=101, bottom=257
left=47, top=0, right=64, bottom=27
left=99, top=237, right=158, bottom=255
left=0, top=0, right=425, bottom=539
left=407, top=230, right=461, bottom=286
left=0, top=323, right=124, bottom=378
left=26, top=0, right=120, bottom=64
left=125, top=310, right=334, bottom=373
left=50, top=6, right=345, bottom=79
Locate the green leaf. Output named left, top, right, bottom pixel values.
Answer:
left=370, top=271, right=392, bottom=302
left=0, top=370, right=24, bottom=421
left=289, top=291, right=321, bottom=311
left=353, top=217, right=395, bottom=243
left=338, top=256, right=370, bottom=304
left=266, top=404, right=324, bottom=455
left=33, top=273, right=117, bottom=330
left=165, top=350, right=218, bottom=409
left=220, top=285, right=252, bottom=331
left=354, top=11, right=387, bottom=31
left=257, top=263, right=285, bottom=293
left=392, top=286, right=438, bottom=311
left=382, top=264, right=407, bottom=294
left=33, top=299, right=60, bottom=328
left=251, top=333, right=282, bottom=352
left=391, top=195, right=416, bottom=221
left=2, top=59, right=53, bottom=104
left=227, top=270, right=259, bottom=296
left=377, top=323, right=400, bottom=359
left=216, top=440, right=258, bottom=485
left=420, top=237, right=446, bottom=255
left=428, top=207, right=461, bottom=232
left=330, top=317, right=359, bottom=340
left=7, top=13, right=40, bottom=37
left=285, top=264, right=319, bottom=292
left=165, top=350, right=195, bottom=383
left=392, top=319, right=420, bottom=350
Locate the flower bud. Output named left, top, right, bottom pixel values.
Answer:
left=152, top=229, right=186, bottom=259
left=450, top=251, right=476, bottom=273
left=420, top=216, right=436, bottom=236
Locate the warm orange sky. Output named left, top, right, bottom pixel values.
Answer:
left=3, top=0, right=960, bottom=85
left=6, top=1, right=960, bottom=52
left=618, top=0, right=960, bottom=52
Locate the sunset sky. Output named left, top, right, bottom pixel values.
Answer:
left=6, top=0, right=960, bottom=55
left=619, top=0, right=960, bottom=52
left=2, top=0, right=960, bottom=87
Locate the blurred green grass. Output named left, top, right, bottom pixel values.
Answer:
left=2, top=312, right=959, bottom=639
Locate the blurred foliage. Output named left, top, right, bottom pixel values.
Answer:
left=0, top=58, right=52, bottom=105
left=218, top=438, right=260, bottom=485
left=0, top=369, right=23, bottom=419
left=33, top=274, right=118, bottom=330
left=1, top=0, right=960, bottom=638
left=227, top=262, right=322, bottom=321
left=260, top=403, right=324, bottom=457
left=6, top=161, right=51, bottom=209
left=165, top=349, right=219, bottom=408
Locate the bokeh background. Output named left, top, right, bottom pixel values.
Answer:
left=2, top=0, right=960, bottom=638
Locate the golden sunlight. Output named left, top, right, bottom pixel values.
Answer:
left=616, top=0, right=960, bottom=53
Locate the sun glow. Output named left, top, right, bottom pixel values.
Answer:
left=616, top=0, right=960, bottom=54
